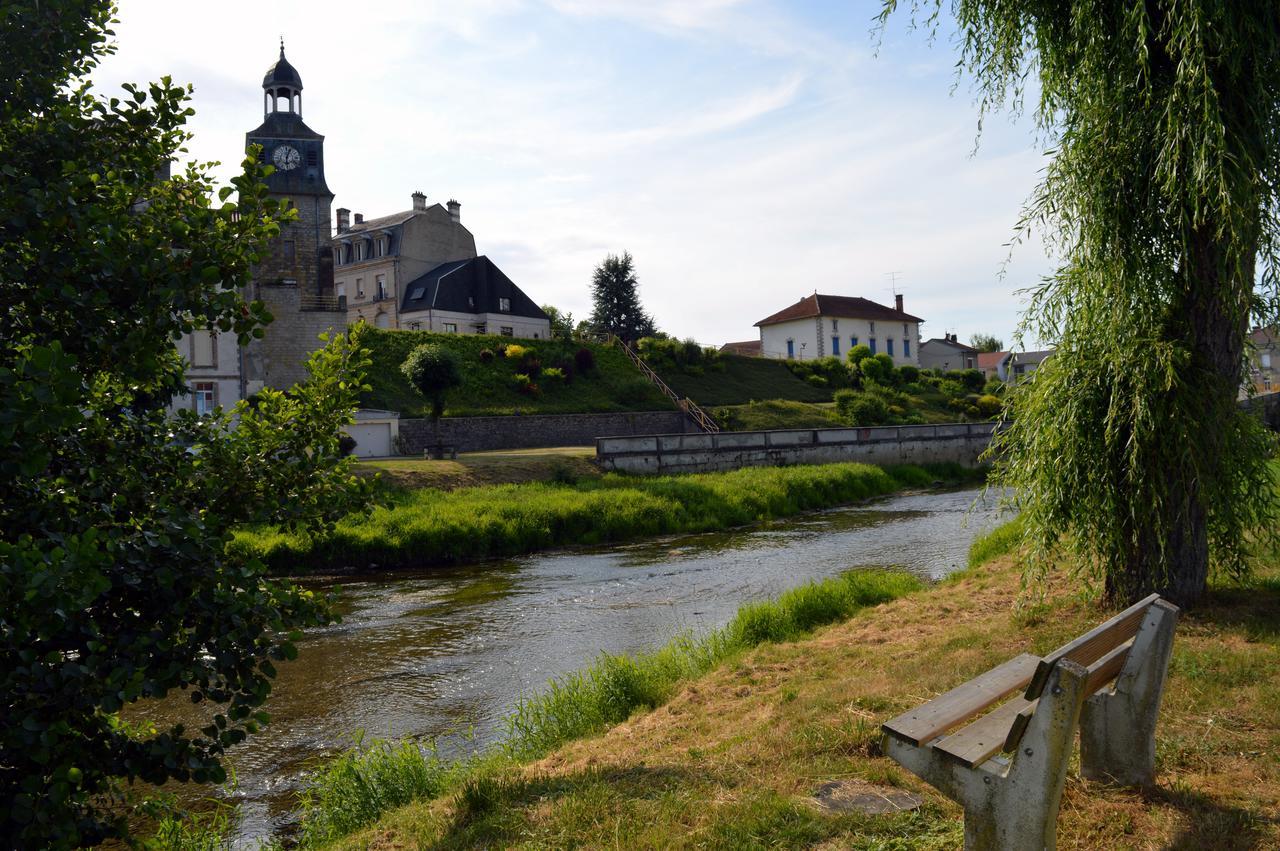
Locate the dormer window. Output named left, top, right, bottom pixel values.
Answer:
left=499, top=297, right=511, bottom=312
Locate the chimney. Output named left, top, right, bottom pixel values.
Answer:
left=354, top=213, right=364, bottom=225
left=895, top=293, right=904, bottom=313
left=336, top=207, right=350, bottom=233
left=447, top=199, right=461, bottom=223
left=411, top=190, right=426, bottom=212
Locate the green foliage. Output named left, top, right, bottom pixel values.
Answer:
left=355, top=329, right=670, bottom=417
left=975, top=394, right=1003, bottom=417
left=835, top=391, right=890, bottom=426
left=949, top=368, right=985, bottom=393
left=233, top=463, right=979, bottom=573
left=637, top=336, right=722, bottom=375
left=983, top=376, right=1005, bottom=395
left=883, top=0, right=1280, bottom=603
left=856, top=355, right=890, bottom=385
left=897, top=364, right=920, bottom=383
left=588, top=251, right=656, bottom=343
left=541, top=304, right=576, bottom=341
left=969, top=333, right=1004, bottom=353
left=542, top=367, right=566, bottom=384
left=846, top=343, right=873, bottom=365
left=478, top=348, right=495, bottom=363
left=297, top=735, right=461, bottom=846
left=401, top=343, right=462, bottom=420
left=806, top=374, right=828, bottom=387
left=966, top=516, right=1026, bottom=569
left=0, top=8, right=371, bottom=842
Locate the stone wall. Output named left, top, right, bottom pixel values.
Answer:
left=398, top=410, right=692, bottom=453
left=242, top=283, right=345, bottom=390
left=596, top=423, right=996, bottom=475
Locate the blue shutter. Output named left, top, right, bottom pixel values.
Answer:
left=832, top=336, right=840, bottom=356
left=887, top=339, right=894, bottom=357
left=787, top=339, right=795, bottom=358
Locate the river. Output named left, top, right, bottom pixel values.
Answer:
left=145, top=485, right=1004, bottom=845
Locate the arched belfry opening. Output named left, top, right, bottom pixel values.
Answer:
left=262, top=39, right=303, bottom=118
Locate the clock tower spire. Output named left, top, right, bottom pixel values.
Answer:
left=245, top=42, right=334, bottom=296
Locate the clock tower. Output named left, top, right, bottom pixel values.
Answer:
left=246, top=42, right=334, bottom=297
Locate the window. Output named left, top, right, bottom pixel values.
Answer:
left=409, top=322, right=421, bottom=331
left=869, top=321, right=876, bottom=333
left=467, top=296, right=475, bottom=309
left=499, top=297, right=511, bottom=312
left=443, top=322, right=458, bottom=333
left=869, top=338, right=877, bottom=354
left=903, top=338, right=910, bottom=357
left=887, top=339, right=894, bottom=357
left=307, top=149, right=317, bottom=167
left=1264, top=353, right=1273, bottom=369
left=356, top=278, right=364, bottom=298
left=786, top=339, right=795, bottom=358
left=500, top=326, right=514, bottom=337
left=282, top=240, right=295, bottom=263
left=850, top=336, right=858, bottom=348
left=408, top=286, right=425, bottom=300
left=831, top=336, right=840, bottom=356
left=376, top=237, right=386, bottom=257
left=193, top=382, right=216, bottom=416
left=336, top=283, right=346, bottom=299
left=474, top=324, right=487, bottom=334
left=191, top=331, right=215, bottom=368
left=832, top=319, right=839, bottom=332
left=903, top=323, right=908, bottom=335
left=376, top=274, right=386, bottom=300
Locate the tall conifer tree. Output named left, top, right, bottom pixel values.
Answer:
left=589, top=252, right=656, bottom=343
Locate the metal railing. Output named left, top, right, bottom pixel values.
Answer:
left=299, top=294, right=342, bottom=312
left=610, top=335, right=720, bottom=434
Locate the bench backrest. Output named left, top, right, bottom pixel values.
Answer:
left=1023, top=593, right=1161, bottom=700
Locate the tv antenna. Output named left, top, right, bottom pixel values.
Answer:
left=885, top=270, right=904, bottom=296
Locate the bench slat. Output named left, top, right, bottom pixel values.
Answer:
left=1004, top=640, right=1135, bottom=751
left=882, top=653, right=1040, bottom=747
left=933, top=695, right=1036, bottom=768
left=1023, top=593, right=1159, bottom=700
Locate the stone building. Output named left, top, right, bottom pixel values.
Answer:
left=332, top=192, right=477, bottom=328
left=754, top=293, right=922, bottom=365
left=398, top=256, right=550, bottom=339
left=918, top=334, right=979, bottom=372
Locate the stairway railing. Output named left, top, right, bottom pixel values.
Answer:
left=610, top=336, right=720, bottom=434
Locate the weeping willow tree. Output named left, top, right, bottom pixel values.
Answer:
left=882, top=2, right=1280, bottom=606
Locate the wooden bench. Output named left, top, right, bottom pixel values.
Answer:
left=423, top=444, right=458, bottom=460
left=881, top=593, right=1179, bottom=850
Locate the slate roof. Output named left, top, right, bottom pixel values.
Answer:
left=400, top=256, right=548, bottom=321
left=245, top=110, right=323, bottom=141
left=755, top=294, right=923, bottom=326
left=337, top=210, right=417, bottom=234
left=264, top=47, right=303, bottom=89
left=922, top=337, right=978, bottom=353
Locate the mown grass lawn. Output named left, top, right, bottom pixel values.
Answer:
left=316, top=528, right=1280, bottom=850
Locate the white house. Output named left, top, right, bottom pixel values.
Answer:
left=919, top=333, right=979, bottom=371
left=754, top=293, right=923, bottom=365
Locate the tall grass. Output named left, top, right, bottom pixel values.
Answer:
left=292, top=569, right=922, bottom=845
left=232, top=462, right=982, bottom=572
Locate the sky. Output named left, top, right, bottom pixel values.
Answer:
left=92, top=0, right=1058, bottom=349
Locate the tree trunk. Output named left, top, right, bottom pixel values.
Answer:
left=1113, top=225, right=1252, bottom=608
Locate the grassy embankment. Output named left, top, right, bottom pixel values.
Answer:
left=233, top=461, right=980, bottom=573
left=356, top=327, right=673, bottom=417
left=299, top=519, right=1280, bottom=850
left=354, top=447, right=599, bottom=491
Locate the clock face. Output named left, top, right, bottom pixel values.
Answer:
left=272, top=145, right=301, bottom=171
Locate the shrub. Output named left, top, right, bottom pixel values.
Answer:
left=888, top=404, right=906, bottom=417
left=858, top=355, right=890, bottom=385
left=521, top=355, right=542, bottom=379
left=835, top=390, right=890, bottom=426
left=901, top=381, right=925, bottom=394
left=847, top=344, right=872, bottom=365
left=952, top=368, right=985, bottom=392
left=338, top=433, right=357, bottom=456
left=504, top=344, right=527, bottom=360
left=983, top=376, right=1005, bottom=395
left=511, top=372, right=532, bottom=392
left=897, top=364, right=920, bottom=383
left=976, top=394, right=1003, bottom=417
left=939, top=379, right=967, bottom=399
left=542, top=367, right=566, bottom=384
left=806, top=374, right=828, bottom=387
left=478, top=348, right=495, bottom=363
left=402, top=343, right=463, bottom=420
left=574, top=347, right=596, bottom=374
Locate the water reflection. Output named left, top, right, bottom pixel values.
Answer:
left=141, top=486, right=1003, bottom=844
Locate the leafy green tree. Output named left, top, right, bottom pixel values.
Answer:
left=969, top=333, right=1004, bottom=353
left=846, top=343, right=873, bottom=365
left=882, top=1, right=1280, bottom=605
left=541, top=304, right=575, bottom=341
left=402, top=343, right=463, bottom=453
left=0, top=3, right=370, bottom=844
left=588, top=251, right=657, bottom=344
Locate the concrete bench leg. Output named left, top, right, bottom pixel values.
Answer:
left=883, top=659, right=1090, bottom=850
left=1079, top=599, right=1179, bottom=786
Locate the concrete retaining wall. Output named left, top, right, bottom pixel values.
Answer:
left=596, top=423, right=996, bottom=475
left=399, top=410, right=691, bottom=453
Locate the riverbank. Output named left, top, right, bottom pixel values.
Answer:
left=354, top=446, right=599, bottom=491
left=232, top=461, right=982, bottom=573
left=309, top=525, right=1280, bottom=849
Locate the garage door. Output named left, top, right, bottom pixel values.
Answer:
left=346, top=423, right=392, bottom=458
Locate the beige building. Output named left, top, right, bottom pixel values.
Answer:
left=754, top=293, right=922, bottom=365
left=1248, top=326, right=1280, bottom=394
left=333, top=192, right=477, bottom=329
left=918, top=334, right=979, bottom=371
